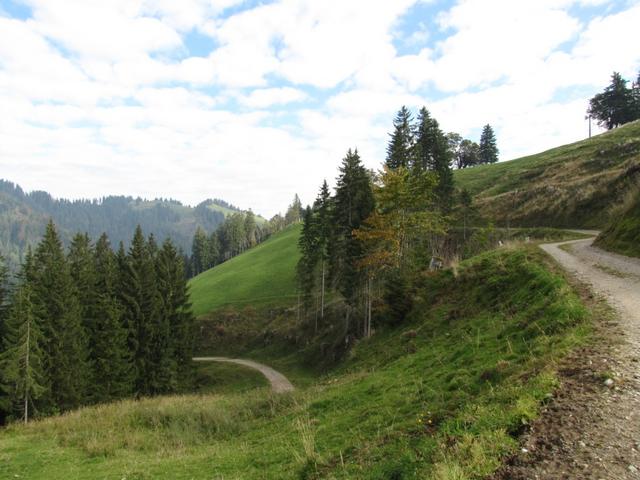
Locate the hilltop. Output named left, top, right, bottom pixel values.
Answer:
left=455, top=120, right=640, bottom=228
left=0, top=180, right=265, bottom=268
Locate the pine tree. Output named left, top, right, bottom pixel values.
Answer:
left=413, top=107, right=449, bottom=172
left=588, top=72, right=638, bottom=129
left=414, top=107, right=454, bottom=210
left=330, top=149, right=375, bottom=303
left=67, top=233, right=97, bottom=382
left=92, top=233, right=132, bottom=401
left=285, top=194, right=303, bottom=225
left=479, top=124, right=499, bottom=164
left=31, top=221, right=89, bottom=412
left=0, top=284, right=46, bottom=423
left=207, top=231, right=220, bottom=270
left=156, top=239, right=195, bottom=392
left=315, top=181, right=332, bottom=318
left=0, top=255, right=8, bottom=353
left=191, top=227, right=209, bottom=275
left=386, top=106, right=414, bottom=169
left=119, top=226, right=160, bottom=396
left=244, top=211, right=257, bottom=249
left=633, top=71, right=640, bottom=118
left=297, top=206, right=319, bottom=311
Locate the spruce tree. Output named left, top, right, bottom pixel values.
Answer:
left=244, top=211, right=257, bottom=249
left=31, top=221, right=89, bottom=412
left=386, top=106, right=414, bottom=169
left=119, top=226, right=160, bottom=396
left=479, top=124, right=499, bottom=164
left=207, top=231, right=220, bottom=270
left=0, top=255, right=7, bottom=325
left=588, top=72, right=638, bottom=129
left=297, top=206, right=319, bottom=310
left=315, top=181, right=332, bottom=318
left=156, top=239, right=195, bottom=392
left=92, top=233, right=132, bottom=401
left=285, top=194, right=303, bottom=225
left=67, top=233, right=97, bottom=380
left=330, top=149, right=375, bottom=303
left=414, top=107, right=454, bottom=210
left=0, top=284, right=46, bottom=423
left=413, top=107, right=448, bottom=172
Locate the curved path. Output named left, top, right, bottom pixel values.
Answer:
left=193, top=357, right=294, bottom=393
left=502, top=234, right=640, bottom=478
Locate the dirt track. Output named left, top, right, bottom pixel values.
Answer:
left=192, top=357, right=295, bottom=393
left=494, top=236, right=640, bottom=479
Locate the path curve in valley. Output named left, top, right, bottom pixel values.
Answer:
left=193, top=357, right=295, bottom=393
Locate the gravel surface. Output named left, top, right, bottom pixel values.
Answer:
left=493, top=235, right=640, bottom=479
left=193, top=357, right=295, bottom=393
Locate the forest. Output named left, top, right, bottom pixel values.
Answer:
left=0, top=222, right=194, bottom=424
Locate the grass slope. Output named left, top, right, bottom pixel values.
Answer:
left=455, top=120, right=640, bottom=228
left=595, top=188, right=640, bottom=258
left=189, top=224, right=302, bottom=316
left=1, top=246, right=592, bottom=479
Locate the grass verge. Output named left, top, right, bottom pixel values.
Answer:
left=1, top=246, right=592, bottom=479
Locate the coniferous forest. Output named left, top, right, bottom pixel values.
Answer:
left=297, top=106, right=492, bottom=340
left=0, top=221, right=194, bottom=424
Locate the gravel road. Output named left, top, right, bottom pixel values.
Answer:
left=496, top=235, right=640, bottom=479
left=193, top=357, right=295, bottom=393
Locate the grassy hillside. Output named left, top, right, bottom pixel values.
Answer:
left=594, top=188, right=640, bottom=257
left=455, top=120, right=640, bottom=228
left=0, top=246, right=593, bottom=479
left=189, top=224, right=302, bottom=316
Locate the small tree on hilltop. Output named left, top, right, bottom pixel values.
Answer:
left=479, top=124, right=499, bottom=164
left=386, top=106, right=414, bottom=170
left=587, top=72, right=638, bottom=130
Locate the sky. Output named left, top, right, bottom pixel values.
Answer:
left=1, top=0, right=639, bottom=218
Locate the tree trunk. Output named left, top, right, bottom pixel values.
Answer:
left=463, top=212, right=467, bottom=241
left=367, top=276, right=373, bottom=338
left=320, top=260, right=325, bottom=319
left=24, top=317, right=30, bottom=424
left=315, top=293, right=319, bottom=334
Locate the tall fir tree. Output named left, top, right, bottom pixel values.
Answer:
left=413, top=107, right=449, bottom=172
left=0, top=255, right=8, bottom=361
left=31, top=221, right=89, bottom=412
left=314, top=180, right=332, bottom=318
left=330, top=149, right=375, bottom=303
left=588, top=72, right=638, bottom=129
left=285, top=194, right=303, bottom=225
left=479, top=124, right=499, bottom=164
left=156, top=239, right=195, bottom=392
left=385, top=106, right=414, bottom=170
left=119, top=226, right=160, bottom=396
left=413, top=107, right=454, bottom=210
left=67, top=233, right=97, bottom=382
left=297, top=206, right=319, bottom=310
left=92, top=233, right=132, bottom=401
left=206, top=231, right=220, bottom=270
left=0, top=284, right=46, bottom=423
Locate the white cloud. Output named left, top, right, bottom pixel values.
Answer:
left=0, top=0, right=639, bottom=217
left=239, top=87, right=307, bottom=108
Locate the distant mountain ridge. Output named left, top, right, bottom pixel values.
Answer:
left=0, top=179, right=258, bottom=269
